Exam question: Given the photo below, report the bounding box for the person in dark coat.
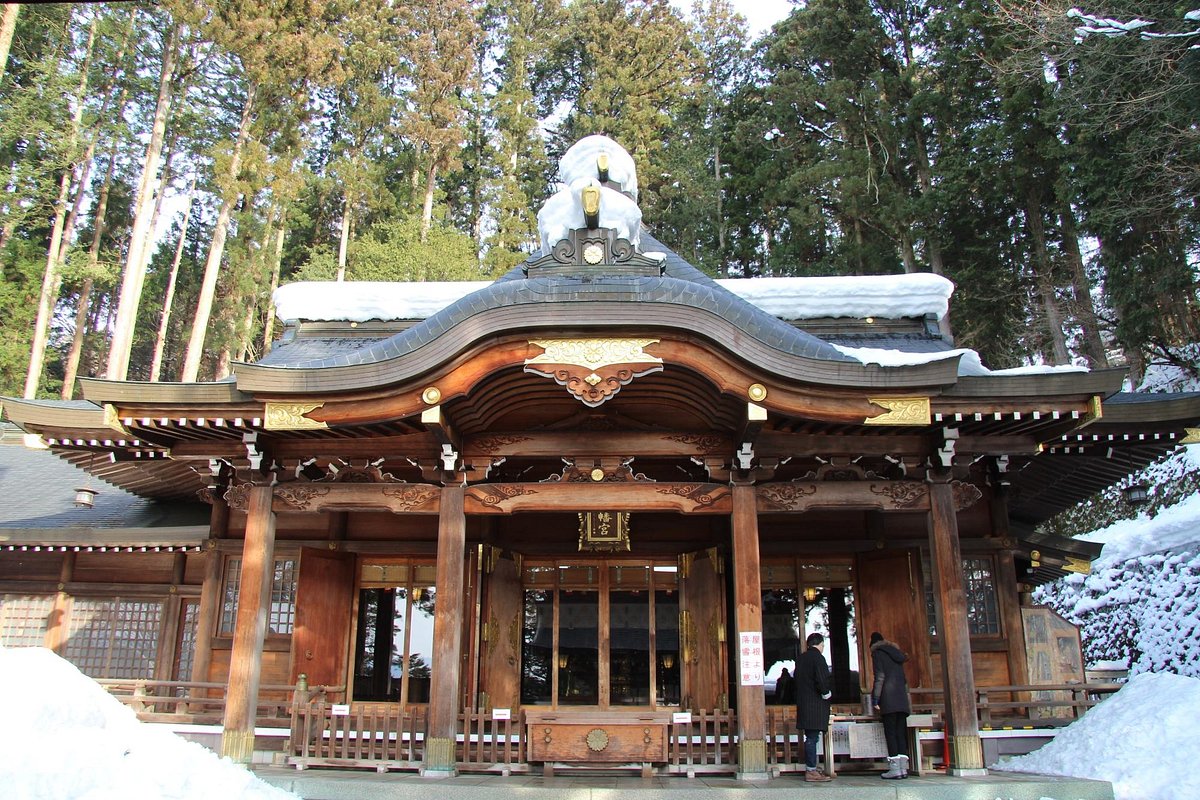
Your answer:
[773,667,794,705]
[795,632,833,781]
[869,631,912,779]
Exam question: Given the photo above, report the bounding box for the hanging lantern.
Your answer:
[73,486,98,508]
[803,587,818,603]
[1122,483,1149,505]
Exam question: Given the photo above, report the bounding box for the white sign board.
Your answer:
[738,631,764,686]
[492,708,511,721]
[671,712,693,725]
[848,722,888,758]
[331,704,350,717]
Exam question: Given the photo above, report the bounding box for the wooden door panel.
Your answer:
[681,549,725,711]
[481,552,523,709]
[291,547,356,698]
[856,549,932,690]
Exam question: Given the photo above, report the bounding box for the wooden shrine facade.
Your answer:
[5,136,1200,780]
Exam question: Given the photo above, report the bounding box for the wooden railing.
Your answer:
[909,682,1123,725]
[103,680,1123,774]
[666,709,737,775]
[98,679,297,726]
[289,697,427,771]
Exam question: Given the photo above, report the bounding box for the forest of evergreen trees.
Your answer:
[0,1,1196,399]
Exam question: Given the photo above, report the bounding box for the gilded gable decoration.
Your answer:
[525,338,664,407]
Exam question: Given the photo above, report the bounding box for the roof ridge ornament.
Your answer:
[529,135,664,278]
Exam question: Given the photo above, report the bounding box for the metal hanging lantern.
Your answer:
[74,454,99,509]
[1122,482,1150,505]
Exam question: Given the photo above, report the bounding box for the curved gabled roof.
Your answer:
[232,232,963,395]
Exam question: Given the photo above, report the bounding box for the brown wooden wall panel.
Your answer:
[971,650,1012,688]
[183,552,208,586]
[209,646,291,688]
[0,553,62,581]
[73,553,176,584]
[856,549,933,690]
[928,648,1012,691]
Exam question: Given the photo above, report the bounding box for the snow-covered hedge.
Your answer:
[1036,547,1200,677]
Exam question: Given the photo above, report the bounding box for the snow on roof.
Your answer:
[272,273,955,325]
[992,671,1200,800]
[832,343,1089,376]
[715,273,953,321]
[0,646,297,799]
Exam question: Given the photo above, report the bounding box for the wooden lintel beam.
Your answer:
[463,431,733,459]
[464,481,733,515]
[954,435,1041,456]
[756,431,929,459]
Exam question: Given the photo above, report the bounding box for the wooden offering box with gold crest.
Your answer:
[527,711,670,773]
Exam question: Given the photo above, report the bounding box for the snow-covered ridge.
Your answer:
[272,273,955,325]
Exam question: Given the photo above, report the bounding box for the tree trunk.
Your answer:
[261,219,285,356]
[61,147,120,399]
[0,5,19,86]
[149,181,197,382]
[1060,205,1108,368]
[1025,190,1069,364]
[180,80,257,382]
[24,13,100,398]
[23,171,72,398]
[336,187,351,281]
[106,22,180,380]
[421,161,438,243]
[912,124,946,277]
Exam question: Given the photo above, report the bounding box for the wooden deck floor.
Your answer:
[251,765,1114,800]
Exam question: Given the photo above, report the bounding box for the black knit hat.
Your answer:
[869,631,883,645]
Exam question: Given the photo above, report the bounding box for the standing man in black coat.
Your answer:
[795,631,834,782]
[869,631,912,779]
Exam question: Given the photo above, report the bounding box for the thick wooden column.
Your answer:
[990,486,1030,688]
[45,552,76,653]
[220,485,276,763]
[730,484,768,780]
[424,485,465,775]
[927,472,986,775]
[191,493,229,686]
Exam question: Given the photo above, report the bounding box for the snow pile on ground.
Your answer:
[994,672,1200,800]
[0,646,298,800]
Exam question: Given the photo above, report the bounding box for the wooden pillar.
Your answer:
[927,472,985,775]
[153,552,187,682]
[45,552,76,653]
[191,493,229,687]
[990,486,1030,688]
[730,484,768,780]
[424,485,465,775]
[220,485,276,764]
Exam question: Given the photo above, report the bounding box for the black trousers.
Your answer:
[881,711,908,758]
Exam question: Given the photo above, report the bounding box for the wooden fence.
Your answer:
[100,680,1124,774]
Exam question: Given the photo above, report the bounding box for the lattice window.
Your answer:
[0,594,54,647]
[218,557,297,635]
[923,556,1001,636]
[62,598,163,679]
[270,559,297,634]
[219,558,242,634]
[176,601,200,682]
[963,558,1001,635]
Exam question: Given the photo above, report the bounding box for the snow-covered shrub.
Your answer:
[1035,547,1200,678]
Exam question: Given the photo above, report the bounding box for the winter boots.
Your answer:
[880,755,909,779]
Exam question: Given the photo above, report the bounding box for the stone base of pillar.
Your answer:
[220,729,256,764]
[421,736,458,777]
[736,739,769,780]
[948,733,987,776]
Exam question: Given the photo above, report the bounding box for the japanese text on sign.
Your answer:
[738,631,764,686]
